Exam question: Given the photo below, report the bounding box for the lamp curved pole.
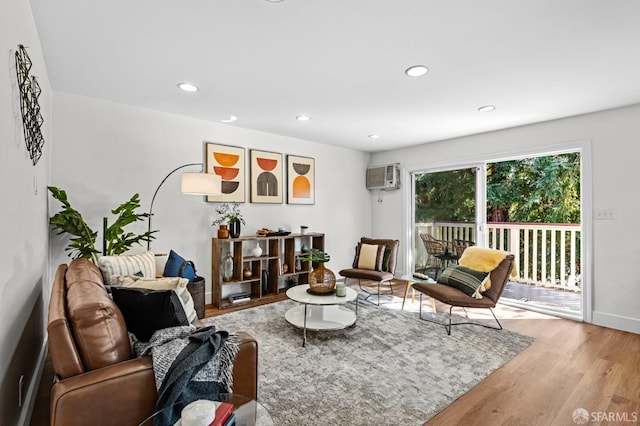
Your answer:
[147,162,203,250]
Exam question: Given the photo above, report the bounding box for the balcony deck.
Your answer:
[415,221,582,314]
[502,281,580,312]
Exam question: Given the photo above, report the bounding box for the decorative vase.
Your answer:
[308,264,336,294]
[243,267,252,278]
[218,224,229,239]
[229,218,241,238]
[222,252,234,281]
[252,243,262,257]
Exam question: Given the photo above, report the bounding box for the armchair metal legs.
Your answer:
[418,294,503,335]
[348,278,394,305]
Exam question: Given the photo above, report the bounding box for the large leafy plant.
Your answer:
[48,186,156,263]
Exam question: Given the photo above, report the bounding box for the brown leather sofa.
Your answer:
[47,258,258,426]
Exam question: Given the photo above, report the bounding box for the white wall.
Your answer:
[370,104,640,334]
[50,92,371,300]
[0,0,52,424]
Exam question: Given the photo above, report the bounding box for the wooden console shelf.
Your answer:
[211,233,325,310]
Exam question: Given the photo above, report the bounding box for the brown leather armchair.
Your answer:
[412,251,514,335]
[48,259,258,426]
[339,237,399,305]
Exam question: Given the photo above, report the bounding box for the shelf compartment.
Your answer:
[212,233,324,309]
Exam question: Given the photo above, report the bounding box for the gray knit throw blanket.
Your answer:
[134,325,239,426]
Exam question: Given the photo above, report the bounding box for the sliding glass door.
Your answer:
[406,150,583,320]
[486,153,582,316]
[411,165,485,278]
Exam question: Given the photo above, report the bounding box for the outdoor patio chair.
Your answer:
[339,237,399,305]
[451,239,475,260]
[412,249,514,335]
[419,233,451,278]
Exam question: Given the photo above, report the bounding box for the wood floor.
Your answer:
[30,281,640,426]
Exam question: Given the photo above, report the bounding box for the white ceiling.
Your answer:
[29,0,640,153]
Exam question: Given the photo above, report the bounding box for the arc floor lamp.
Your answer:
[147,162,222,250]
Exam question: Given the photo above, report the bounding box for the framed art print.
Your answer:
[287,155,315,204]
[205,142,245,202]
[250,149,283,203]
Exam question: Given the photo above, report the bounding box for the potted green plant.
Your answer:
[48,186,156,263]
[298,248,330,263]
[212,203,245,238]
[299,248,335,293]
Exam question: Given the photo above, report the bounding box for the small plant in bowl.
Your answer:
[298,248,330,263]
[299,249,335,293]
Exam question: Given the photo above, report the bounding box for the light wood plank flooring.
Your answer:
[30,282,640,425]
[424,303,640,425]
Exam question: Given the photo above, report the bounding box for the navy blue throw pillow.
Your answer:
[163,250,196,282]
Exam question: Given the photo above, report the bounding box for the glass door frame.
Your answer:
[401,140,592,323]
[403,161,486,277]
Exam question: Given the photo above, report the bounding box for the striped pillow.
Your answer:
[437,265,489,299]
[98,251,156,286]
[173,285,198,325]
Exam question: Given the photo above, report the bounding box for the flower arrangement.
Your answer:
[212,203,246,227]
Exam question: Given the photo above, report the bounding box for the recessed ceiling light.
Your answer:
[478,105,496,112]
[296,115,311,121]
[177,82,199,92]
[405,65,429,77]
[266,0,284,2]
[368,134,381,139]
[221,115,237,123]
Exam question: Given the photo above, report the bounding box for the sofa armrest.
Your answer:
[51,333,258,426]
[232,331,258,400]
[51,356,156,426]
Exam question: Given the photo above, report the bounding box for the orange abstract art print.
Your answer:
[205,142,245,202]
[287,155,315,205]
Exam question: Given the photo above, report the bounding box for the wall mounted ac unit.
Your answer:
[366,163,400,190]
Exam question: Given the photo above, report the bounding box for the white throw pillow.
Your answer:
[358,244,380,270]
[98,251,156,286]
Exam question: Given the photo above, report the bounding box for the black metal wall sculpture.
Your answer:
[15,44,45,166]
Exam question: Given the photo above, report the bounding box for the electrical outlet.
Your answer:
[594,208,616,220]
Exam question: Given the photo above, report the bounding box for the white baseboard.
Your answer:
[592,311,640,335]
[18,339,47,426]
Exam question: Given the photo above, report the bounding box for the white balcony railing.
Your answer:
[415,221,581,291]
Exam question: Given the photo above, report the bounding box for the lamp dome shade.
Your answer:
[181,173,222,195]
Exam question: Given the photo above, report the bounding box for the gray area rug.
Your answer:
[203,293,534,426]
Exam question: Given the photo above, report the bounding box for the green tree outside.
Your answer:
[415,153,580,224]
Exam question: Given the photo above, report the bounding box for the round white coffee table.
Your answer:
[285,284,358,347]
